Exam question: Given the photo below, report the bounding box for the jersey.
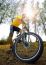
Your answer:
[11,16,22,27]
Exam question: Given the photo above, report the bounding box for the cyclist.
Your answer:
[7,14,28,50]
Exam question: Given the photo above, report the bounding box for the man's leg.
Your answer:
[7,26,21,48]
[7,26,14,48]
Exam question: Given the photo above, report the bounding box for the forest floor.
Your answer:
[0,42,46,65]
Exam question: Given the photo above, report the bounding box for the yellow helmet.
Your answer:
[16,15,22,19]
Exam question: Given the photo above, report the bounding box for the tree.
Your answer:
[39,0,46,35]
[0,0,21,23]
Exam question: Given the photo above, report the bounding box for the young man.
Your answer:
[7,14,27,49]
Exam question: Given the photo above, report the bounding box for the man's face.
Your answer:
[22,14,29,23]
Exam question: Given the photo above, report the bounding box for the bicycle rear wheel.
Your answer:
[12,32,43,63]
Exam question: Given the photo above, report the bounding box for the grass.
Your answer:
[0,40,10,45]
[0,40,10,50]
[0,40,46,56]
[43,42,46,47]
[0,40,46,50]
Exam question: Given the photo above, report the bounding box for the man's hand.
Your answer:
[24,26,29,32]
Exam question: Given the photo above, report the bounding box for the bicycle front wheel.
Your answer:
[13,32,43,63]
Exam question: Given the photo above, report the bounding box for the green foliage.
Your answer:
[44,0,46,9]
[0,0,21,23]
[0,40,7,45]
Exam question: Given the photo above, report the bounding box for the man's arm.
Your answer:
[22,20,29,32]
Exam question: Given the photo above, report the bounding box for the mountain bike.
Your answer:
[12,24,43,63]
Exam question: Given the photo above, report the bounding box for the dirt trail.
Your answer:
[0,44,46,65]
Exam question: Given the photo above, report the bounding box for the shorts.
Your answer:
[10,25,21,33]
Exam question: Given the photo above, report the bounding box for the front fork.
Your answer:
[22,33,30,48]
